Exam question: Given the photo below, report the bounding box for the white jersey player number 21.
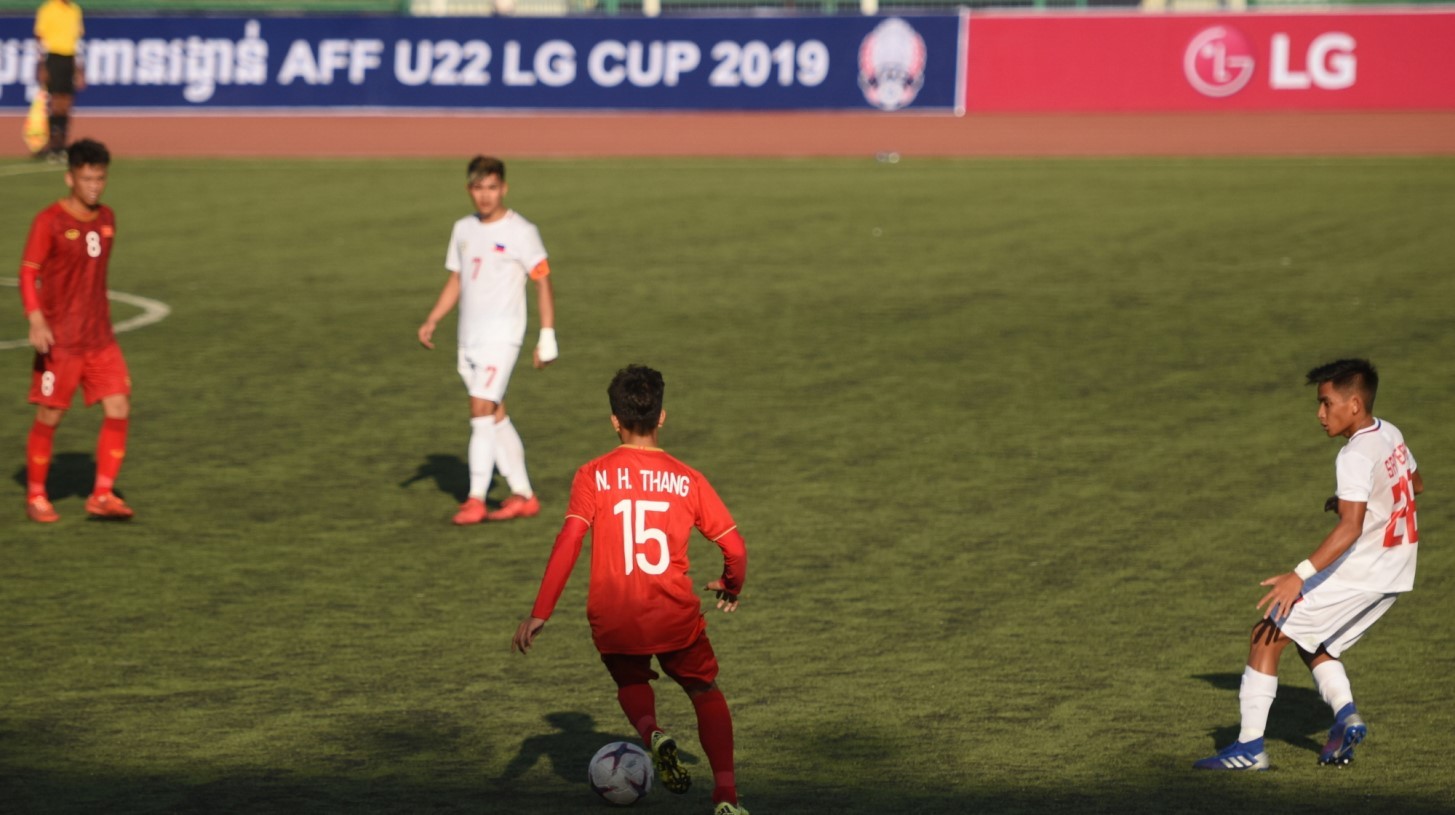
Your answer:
[1383,464,1418,548]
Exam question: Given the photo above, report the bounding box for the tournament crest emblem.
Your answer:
[858,18,928,112]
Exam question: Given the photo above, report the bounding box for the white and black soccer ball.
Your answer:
[588,741,653,805]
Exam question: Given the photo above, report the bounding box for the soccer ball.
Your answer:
[588,741,653,805]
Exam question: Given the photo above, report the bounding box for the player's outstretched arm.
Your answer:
[27,310,53,355]
[1258,499,1366,619]
[704,580,740,613]
[1257,572,1303,621]
[515,517,589,653]
[532,272,556,369]
[704,528,747,613]
[512,616,547,654]
[418,272,461,349]
[19,264,51,353]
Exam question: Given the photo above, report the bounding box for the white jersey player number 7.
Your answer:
[446,210,548,349]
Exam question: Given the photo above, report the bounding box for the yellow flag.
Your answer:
[23,91,49,154]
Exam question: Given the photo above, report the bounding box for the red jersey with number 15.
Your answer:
[22,202,117,352]
[562,445,740,655]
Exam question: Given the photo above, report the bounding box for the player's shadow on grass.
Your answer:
[502,711,677,786]
[10,452,94,500]
[399,454,473,502]
[401,455,514,508]
[1194,673,1327,755]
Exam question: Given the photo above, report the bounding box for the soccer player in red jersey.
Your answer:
[18,138,134,522]
[512,365,750,815]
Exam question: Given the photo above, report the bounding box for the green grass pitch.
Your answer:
[2,156,1454,814]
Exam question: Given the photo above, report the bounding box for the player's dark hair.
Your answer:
[609,365,665,435]
[67,138,109,169]
[1307,358,1378,411]
[467,155,505,185]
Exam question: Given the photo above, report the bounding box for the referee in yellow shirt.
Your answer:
[34,0,84,159]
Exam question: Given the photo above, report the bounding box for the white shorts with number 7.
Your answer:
[457,343,521,403]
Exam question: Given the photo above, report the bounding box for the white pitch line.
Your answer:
[0,277,171,350]
[0,162,62,178]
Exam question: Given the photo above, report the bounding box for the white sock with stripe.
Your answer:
[1237,666,1278,744]
[1311,660,1355,716]
[467,415,496,500]
[493,416,533,497]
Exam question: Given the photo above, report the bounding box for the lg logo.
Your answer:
[1185,26,1357,98]
[1269,32,1356,90]
[1185,26,1254,98]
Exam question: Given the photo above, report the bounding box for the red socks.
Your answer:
[26,417,130,498]
[617,683,660,743]
[94,417,129,494]
[692,687,737,805]
[27,420,56,498]
[619,681,738,805]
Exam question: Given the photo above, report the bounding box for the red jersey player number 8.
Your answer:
[615,499,670,575]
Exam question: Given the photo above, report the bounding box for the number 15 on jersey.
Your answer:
[614,499,670,576]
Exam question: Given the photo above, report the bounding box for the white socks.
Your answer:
[1237,667,1278,743]
[493,416,533,497]
[1233,662,1353,745]
[468,415,532,501]
[1311,660,1355,715]
[467,415,496,500]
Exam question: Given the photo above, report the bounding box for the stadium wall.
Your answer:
[1,10,1452,157]
[964,9,1455,112]
[0,15,966,111]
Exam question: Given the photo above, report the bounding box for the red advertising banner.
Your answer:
[964,10,1455,112]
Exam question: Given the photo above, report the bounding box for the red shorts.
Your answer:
[31,342,131,409]
[600,632,720,691]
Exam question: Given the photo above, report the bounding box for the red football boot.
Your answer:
[85,491,134,520]
[27,495,60,523]
[487,494,540,521]
[453,497,487,525]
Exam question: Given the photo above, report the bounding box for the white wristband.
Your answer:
[537,328,558,362]
[1294,559,1318,581]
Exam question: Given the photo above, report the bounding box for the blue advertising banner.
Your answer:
[0,15,962,112]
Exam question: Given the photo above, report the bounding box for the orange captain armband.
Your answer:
[529,259,551,280]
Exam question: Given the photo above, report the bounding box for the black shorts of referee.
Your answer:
[45,53,76,95]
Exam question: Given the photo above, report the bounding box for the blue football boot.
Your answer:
[1192,737,1270,771]
[1319,703,1367,766]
